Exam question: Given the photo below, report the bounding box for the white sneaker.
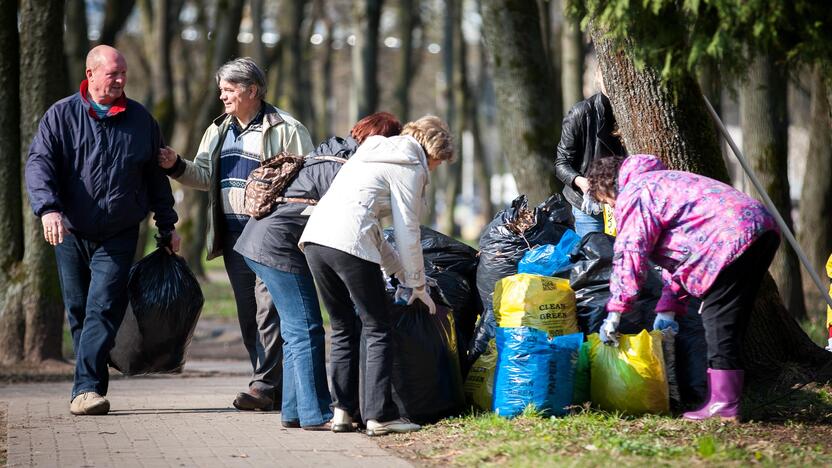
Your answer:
[332,408,354,433]
[365,418,421,436]
[70,392,110,415]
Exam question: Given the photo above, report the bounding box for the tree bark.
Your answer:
[153,0,176,142]
[560,0,583,114]
[798,66,832,320]
[17,0,67,363]
[64,0,89,90]
[590,25,832,381]
[250,0,267,68]
[393,0,420,122]
[314,1,335,141]
[351,0,383,121]
[99,0,137,46]
[480,0,561,205]
[440,0,464,236]
[740,54,806,321]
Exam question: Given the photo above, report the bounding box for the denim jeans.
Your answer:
[244,258,332,426]
[572,206,605,238]
[55,228,138,400]
[223,231,282,397]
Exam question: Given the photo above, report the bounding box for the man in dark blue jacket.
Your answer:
[25,45,179,416]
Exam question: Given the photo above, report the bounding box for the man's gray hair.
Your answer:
[216,57,267,100]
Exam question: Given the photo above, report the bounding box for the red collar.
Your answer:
[79,80,128,119]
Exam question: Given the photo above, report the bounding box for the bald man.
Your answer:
[25,45,180,415]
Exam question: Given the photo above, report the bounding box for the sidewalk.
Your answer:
[1,366,411,467]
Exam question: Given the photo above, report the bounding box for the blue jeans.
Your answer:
[54,228,138,400]
[572,206,605,237]
[244,259,332,426]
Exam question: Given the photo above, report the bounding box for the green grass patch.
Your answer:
[387,397,832,467]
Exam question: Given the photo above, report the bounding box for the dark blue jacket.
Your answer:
[25,82,177,241]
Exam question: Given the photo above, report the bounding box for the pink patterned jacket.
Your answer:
[607,155,779,315]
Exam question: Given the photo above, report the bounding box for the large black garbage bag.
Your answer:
[361,290,465,425]
[109,249,205,375]
[567,232,707,406]
[383,226,482,373]
[468,194,571,362]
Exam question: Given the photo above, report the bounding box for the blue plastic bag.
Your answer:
[517,229,581,276]
[493,328,583,417]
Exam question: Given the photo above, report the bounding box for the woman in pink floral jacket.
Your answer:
[586,154,780,422]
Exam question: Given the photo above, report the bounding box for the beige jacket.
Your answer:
[172,103,314,259]
[299,135,429,288]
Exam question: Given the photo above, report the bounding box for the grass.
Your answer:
[383,388,832,466]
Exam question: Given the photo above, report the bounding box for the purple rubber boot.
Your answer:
[682,369,744,422]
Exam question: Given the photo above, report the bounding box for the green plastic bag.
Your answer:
[572,340,591,405]
[464,339,497,411]
[588,330,669,415]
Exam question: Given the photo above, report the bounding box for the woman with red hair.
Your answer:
[234,112,402,431]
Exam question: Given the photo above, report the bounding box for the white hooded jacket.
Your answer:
[298,134,429,288]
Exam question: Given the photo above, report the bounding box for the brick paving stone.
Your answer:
[0,373,411,467]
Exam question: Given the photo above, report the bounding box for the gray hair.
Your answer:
[215,57,267,100]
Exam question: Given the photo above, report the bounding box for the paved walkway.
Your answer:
[1,366,411,467]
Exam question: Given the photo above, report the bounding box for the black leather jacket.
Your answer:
[554,93,626,209]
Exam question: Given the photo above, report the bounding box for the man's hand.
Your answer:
[574,176,591,194]
[169,229,181,254]
[599,312,621,346]
[158,146,179,169]
[41,212,67,246]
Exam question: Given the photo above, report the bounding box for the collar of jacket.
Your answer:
[211,101,285,129]
[79,79,128,120]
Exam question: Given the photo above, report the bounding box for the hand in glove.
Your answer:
[580,192,602,215]
[826,337,832,353]
[653,311,680,334]
[396,285,436,315]
[599,312,621,346]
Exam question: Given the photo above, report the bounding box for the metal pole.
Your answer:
[702,95,832,311]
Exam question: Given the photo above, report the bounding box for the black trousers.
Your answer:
[304,243,399,423]
[700,231,780,370]
[223,231,283,396]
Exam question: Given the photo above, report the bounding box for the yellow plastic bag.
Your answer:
[494,274,578,336]
[603,204,616,236]
[464,339,497,411]
[588,330,669,415]
[826,254,832,330]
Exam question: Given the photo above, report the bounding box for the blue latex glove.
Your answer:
[580,192,602,215]
[653,312,680,334]
[599,312,621,346]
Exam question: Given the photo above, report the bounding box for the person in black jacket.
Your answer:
[234,112,402,431]
[554,91,625,236]
[25,45,179,416]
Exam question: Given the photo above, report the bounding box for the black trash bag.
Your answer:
[109,249,205,375]
[383,225,480,278]
[431,270,478,371]
[361,289,465,425]
[567,232,707,407]
[468,194,571,362]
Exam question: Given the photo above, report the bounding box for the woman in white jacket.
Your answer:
[299,116,453,436]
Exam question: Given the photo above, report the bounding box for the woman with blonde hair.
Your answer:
[299,115,453,435]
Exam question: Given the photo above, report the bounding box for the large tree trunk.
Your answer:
[152,0,176,142]
[798,66,832,320]
[351,0,383,121]
[64,0,89,90]
[590,27,832,382]
[278,0,306,119]
[249,0,267,68]
[560,0,584,114]
[0,0,24,364]
[480,0,561,205]
[99,0,137,46]
[314,5,334,141]
[740,54,806,321]
[17,0,67,363]
[393,0,420,122]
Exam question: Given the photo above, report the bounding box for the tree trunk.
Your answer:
[798,66,832,321]
[18,0,67,363]
[351,0,383,121]
[64,0,89,91]
[393,0,419,122]
[740,54,806,321]
[277,0,304,117]
[440,0,465,236]
[99,0,137,46]
[250,0,267,68]
[480,0,561,205]
[590,26,832,381]
[314,3,334,141]
[560,0,583,114]
[179,0,245,275]
[300,2,317,139]
[153,0,176,142]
